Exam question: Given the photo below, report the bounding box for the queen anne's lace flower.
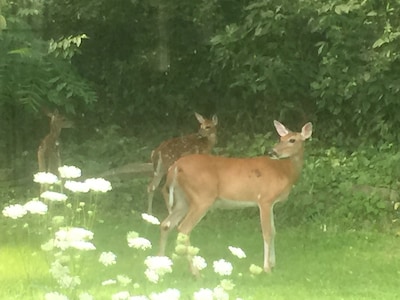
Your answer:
[58,165,81,179]
[220,279,235,291]
[213,286,229,300]
[2,204,27,219]
[228,246,246,259]
[249,264,263,275]
[149,288,180,300]
[64,180,90,193]
[54,227,95,251]
[141,213,160,225]
[84,178,112,192]
[24,199,48,215]
[40,191,68,202]
[78,292,93,300]
[99,251,117,266]
[128,296,148,300]
[111,291,130,300]
[116,274,132,286]
[144,256,173,283]
[34,172,58,184]
[49,260,81,289]
[213,259,233,276]
[193,288,213,300]
[192,255,207,271]
[128,237,152,250]
[44,291,69,300]
[101,279,117,286]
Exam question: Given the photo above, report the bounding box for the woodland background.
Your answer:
[1,0,400,227]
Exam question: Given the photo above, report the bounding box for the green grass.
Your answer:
[0,207,399,300]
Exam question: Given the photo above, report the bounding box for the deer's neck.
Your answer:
[49,124,63,140]
[197,132,217,150]
[279,148,305,184]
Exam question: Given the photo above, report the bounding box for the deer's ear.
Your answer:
[46,109,59,118]
[195,112,205,123]
[301,122,313,140]
[273,120,289,137]
[212,115,218,126]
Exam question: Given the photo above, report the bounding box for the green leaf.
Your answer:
[372,38,387,49]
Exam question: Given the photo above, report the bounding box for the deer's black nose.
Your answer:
[268,149,278,158]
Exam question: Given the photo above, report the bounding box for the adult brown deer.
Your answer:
[37,109,73,182]
[147,112,218,214]
[158,120,312,274]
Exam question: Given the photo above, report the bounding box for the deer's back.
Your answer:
[151,134,215,170]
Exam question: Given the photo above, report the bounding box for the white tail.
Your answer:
[158,120,312,273]
[147,112,218,214]
[37,109,73,180]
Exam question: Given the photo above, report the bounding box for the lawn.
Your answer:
[0,205,399,300]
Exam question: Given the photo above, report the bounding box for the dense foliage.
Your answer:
[1,0,399,227]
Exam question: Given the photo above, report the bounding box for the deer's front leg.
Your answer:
[259,202,275,272]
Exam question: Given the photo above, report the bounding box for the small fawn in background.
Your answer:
[37,109,73,191]
[158,120,312,275]
[147,112,218,214]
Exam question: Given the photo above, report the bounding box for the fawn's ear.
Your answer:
[212,115,218,125]
[46,109,59,118]
[195,112,205,123]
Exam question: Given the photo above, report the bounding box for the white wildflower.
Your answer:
[54,227,95,251]
[58,165,81,179]
[176,232,189,244]
[128,237,152,250]
[249,264,263,275]
[144,256,173,283]
[117,274,132,286]
[187,246,200,256]
[213,259,233,276]
[40,191,68,202]
[141,213,160,225]
[193,288,213,300]
[49,260,81,289]
[34,172,58,184]
[64,180,90,193]
[213,286,229,300]
[220,279,235,291]
[41,239,55,251]
[112,291,130,300]
[144,256,173,275]
[174,244,187,255]
[228,246,246,259]
[78,292,93,300]
[2,204,27,219]
[84,177,112,192]
[192,255,207,271]
[127,231,139,240]
[128,296,148,300]
[133,283,140,289]
[99,251,117,266]
[101,279,117,286]
[69,240,96,251]
[149,288,180,300]
[52,215,65,226]
[44,291,69,300]
[24,199,48,215]
[144,268,159,283]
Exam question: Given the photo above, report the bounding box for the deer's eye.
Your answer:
[289,138,296,143]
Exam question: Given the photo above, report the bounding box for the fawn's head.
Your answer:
[194,112,218,138]
[47,109,73,133]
